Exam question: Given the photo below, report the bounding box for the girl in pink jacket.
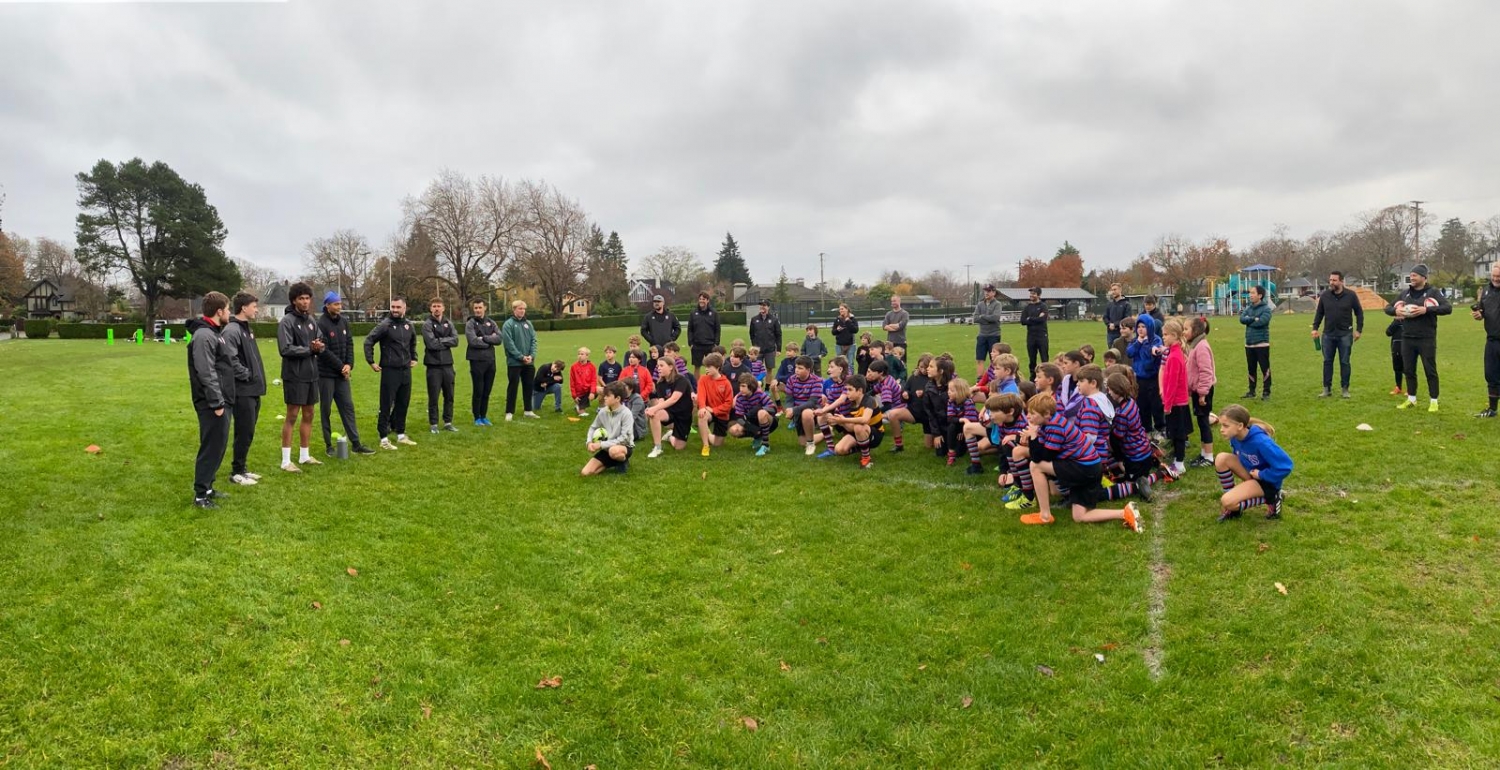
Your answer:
[1185,317,1217,467]
[1158,319,1191,476]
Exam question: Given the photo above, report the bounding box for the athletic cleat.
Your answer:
[1005,496,1036,511]
[1389,386,1404,395]
[281,462,302,473]
[701,445,712,457]
[523,411,541,419]
[965,464,984,475]
[230,474,258,486]
[647,446,664,459]
[859,455,872,469]
[1189,456,1214,469]
[577,411,589,418]
[1165,463,1183,480]
[1260,393,1271,402]
[805,444,817,456]
[475,418,486,427]
[243,472,262,481]
[326,446,337,457]
[1428,401,1439,413]
[505,414,514,422]
[1137,477,1154,503]
[352,445,376,455]
[1123,502,1142,533]
[206,489,229,500]
[1397,400,1414,410]
[397,435,418,446]
[816,449,836,459]
[890,444,904,453]
[945,454,957,467]
[192,497,219,510]
[431,425,440,433]
[1000,486,1021,503]
[380,438,398,450]
[757,444,771,458]
[751,438,763,451]
[444,423,459,432]
[1341,389,1351,399]
[1318,388,1331,398]
[1240,390,1255,399]
[1477,409,1498,418]
[1019,512,1054,525]
[610,462,629,474]
[1216,509,1242,523]
[1266,492,1284,519]
[1101,475,1115,488]
[300,456,323,465]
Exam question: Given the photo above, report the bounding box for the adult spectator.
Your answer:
[687,291,721,376]
[882,295,910,354]
[315,292,374,457]
[749,299,782,369]
[1102,283,1131,346]
[639,294,680,350]
[365,296,420,449]
[222,291,267,486]
[831,303,859,362]
[280,282,332,472]
[972,284,1003,379]
[1310,270,1364,398]
[502,299,540,420]
[422,297,460,433]
[1239,285,1273,401]
[1474,262,1500,418]
[187,291,234,509]
[1386,264,1451,412]
[465,299,503,425]
[1019,287,1050,379]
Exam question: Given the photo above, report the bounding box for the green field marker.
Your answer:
[134,329,143,345]
[107,329,114,345]
[165,329,172,344]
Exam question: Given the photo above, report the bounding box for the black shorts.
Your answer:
[790,405,815,434]
[733,413,779,436]
[283,380,318,406]
[1121,455,1156,481]
[708,416,730,437]
[593,445,633,467]
[1051,459,1106,508]
[1254,478,1281,502]
[667,410,693,441]
[836,423,884,447]
[691,345,714,366]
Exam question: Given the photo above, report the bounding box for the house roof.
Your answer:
[24,278,74,301]
[736,283,840,305]
[1283,277,1315,288]
[264,281,290,305]
[996,287,1097,301]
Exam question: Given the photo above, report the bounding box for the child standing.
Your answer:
[569,347,598,417]
[1214,404,1294,522]
[802,324,829,374]
[1018,393,1142,532]
[532,359,566,413]
[729,374,778,456]
[1386,315,1405,395]
[581,382,634,476]
[856,332,874,375]
[1185,317,1217,468]
[598,345,623,387]
[1159,319,1191,476]
[1127,315,1165,438]
[695,352,736,456]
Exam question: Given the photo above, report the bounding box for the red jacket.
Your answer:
[1159,342,1189,409]
[569,361,598,399]
[1186,337,1216,396]
[620,363,654,399]
[696,373,735,420]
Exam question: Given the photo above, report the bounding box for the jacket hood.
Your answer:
[1135,313,1159,336]
[186,317,213,334]
[1245,424,1270,443]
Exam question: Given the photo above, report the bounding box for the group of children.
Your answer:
[575,324,1294,530]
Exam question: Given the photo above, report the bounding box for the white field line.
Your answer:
[1143,489,1176,680]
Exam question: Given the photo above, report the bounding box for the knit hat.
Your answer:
[1411,264,1429,278]
[323,291,342,305]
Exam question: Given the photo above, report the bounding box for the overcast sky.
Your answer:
[3,0,1498,286]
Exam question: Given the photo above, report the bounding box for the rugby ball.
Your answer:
[591,427,608,442]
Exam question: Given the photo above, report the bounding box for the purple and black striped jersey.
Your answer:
[674,357,689,377]
[1110,397,1153,462]
[873,375,905,409]
[785,374,824,408]
[947,396,980,423]
[1038,413,1100,464]
[823,377,850,414]
[733,389,775,420]
[1075,395,1113,464]
[750,360,767,378]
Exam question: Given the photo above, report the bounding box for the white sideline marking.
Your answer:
[1144,495,1171,680]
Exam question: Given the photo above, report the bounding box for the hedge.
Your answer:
[529,310,748,333]
[23,319,51,339]
[56,323,151,340]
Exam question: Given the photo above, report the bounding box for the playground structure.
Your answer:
[1211,263,1280,315]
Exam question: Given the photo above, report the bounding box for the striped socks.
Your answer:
[1216,469,1235,491]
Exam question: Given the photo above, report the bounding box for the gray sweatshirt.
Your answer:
[973,298,1003,336]
[587,404,635,449]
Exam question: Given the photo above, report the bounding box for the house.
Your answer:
[1475,245,1500,279]
[260,282,290,320]
[1280,277,1318,299]
[560,292,592,319]
[24,278,80,320]
[730,280,845,325]
[628,278,676,307]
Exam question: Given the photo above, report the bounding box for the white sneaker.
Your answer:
[577,411,589,417]
[1171,461,1186,476]
[281,462,302,473]
[647,446,664,459]
[805,443,816,456]
[505,414,514,422]
[230,474,258,486]
[523,411,541,419]
[300,455,323,466]
[397,435,417,446]
[380,438,398,450]
[243,472,262,481]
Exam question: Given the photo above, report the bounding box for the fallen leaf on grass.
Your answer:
[1453,433,1467,441]
[960,561,973,571]
[534,748,551,769]
[1473,536,1481,543]
[742,717,759,732]
[586,766,597,770]
[1257,542,1270,554]
[1275,582,1289,595]
[1036,664,1054,677]
[85,444,102,454]
[1336,489,1348,499]
[1101,642,1120,651]
[346,567,358,577]
[566,417,581,423]
[779,660,791,672]
[771,549,784,555]
[961,696,973,709]
[816,637,828,645]
[311,601,322,610]
[421,704,432,719]
[535,676,563,689]
[339,639,351,647]
[701,471,707,480]
[918,664,927,671]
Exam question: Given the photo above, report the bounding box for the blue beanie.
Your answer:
[323,291,341,305]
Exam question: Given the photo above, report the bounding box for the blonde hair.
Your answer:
[1220,404,1276,436]
[995,353,1019,376]
[948,377,973,404]
[1161,319,1185,340]
[577,346,591,356]
[511,300,526,309]
[748,346,761,358]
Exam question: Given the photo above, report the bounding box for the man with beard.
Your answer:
[749,299,782,377]
[221,291,267,486]
[315,291,375,457]
[1310,270,1364,398]
[280,282,331,472]
[365,296,420,449]
[1386,264,1452,412]
[422,297,460,433]
[687,291,720,377]
[187,291,235,509]
[1102,283,1131,347]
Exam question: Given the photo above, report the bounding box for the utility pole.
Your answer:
[819,252,826,312]
[1410,200,1425,264]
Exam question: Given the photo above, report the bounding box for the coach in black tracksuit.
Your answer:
[686,292,721,374]
[1385,264,1451,408]
[1019,287,1050,379]
[465,300,504,423]
[316,293,371,454]
[1474,263,1500,417]
[222,292,266,481]
[187,292,235,508]
[366,297,420,443]
[423,298,460,431]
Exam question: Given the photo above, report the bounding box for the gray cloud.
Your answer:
[2,0,1497,286]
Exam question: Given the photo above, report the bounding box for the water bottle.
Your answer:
[335,436,349,460]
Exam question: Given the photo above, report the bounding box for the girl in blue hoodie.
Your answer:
[1213,403,1293,522]
[1126,315,1165,435]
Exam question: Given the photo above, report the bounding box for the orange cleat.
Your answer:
[1019,513,1055,525]
[1389,386,1404,396]
[1122,502,1143,533]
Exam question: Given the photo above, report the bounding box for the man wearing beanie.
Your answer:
[1385,264,1451,412]
[316,291,375,456]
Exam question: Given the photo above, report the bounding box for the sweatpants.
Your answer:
[1486,339,1500,405]
[1026,335,1049,380]
[1390,341,1404,390]
[1137,376,1163,432]
[506,363,536,416]
[426,365,455,426]
[1245,346,1271,396]
[230,394,260,475]
[319,377,361,449]
[469,360,496,420]
[1401,337,1439,399]
[378,368,412,437]
[194,406,230,498]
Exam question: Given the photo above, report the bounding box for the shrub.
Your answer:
[24,318,52,339]
[56,323,152,340]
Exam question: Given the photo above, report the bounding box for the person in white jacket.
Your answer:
[581,381,635,476]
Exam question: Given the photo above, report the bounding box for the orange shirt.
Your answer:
[696,373,735,420]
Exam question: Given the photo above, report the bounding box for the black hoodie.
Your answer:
[221,315,267,397]
[1384,284,1452,339]
[316,310,357,379]
[365,315,420,370]
[422,314,459,366]
[278,306,327,383]
[187,317,236,411]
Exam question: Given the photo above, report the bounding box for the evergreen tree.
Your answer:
[1055,240,1081,259]
[590,230,628,309]
[773,267,792,305]
[712,231,752,285]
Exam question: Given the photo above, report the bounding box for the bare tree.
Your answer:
[304,229,376,310]
[639,245,705,286]
[513,180,592,319]
[233,257,285,300]
[403,170,522,314]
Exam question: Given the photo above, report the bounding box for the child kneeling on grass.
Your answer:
[1213,404,1294,522]
[695,352,735,457]
[1018,393,1142,531]
[581,382,634,476]
[728,373,777,456]
[866,359,913,453]
[646,358,694,458]
[816,374,885,468]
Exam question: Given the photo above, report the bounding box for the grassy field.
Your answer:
[2,314,1498,768]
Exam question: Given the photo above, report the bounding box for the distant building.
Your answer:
[1280,277,1317,299]
[560,292,592,319]
[1475,245,1500,279]
[260,282,291,320]
[628,278,676,308]
[997,287,1097,320]
[24,278,80,320]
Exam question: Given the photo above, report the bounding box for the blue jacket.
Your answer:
[1230,424,1293,488]
[1126,314,1163,379]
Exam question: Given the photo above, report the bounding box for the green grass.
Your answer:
[1,316,1498,767]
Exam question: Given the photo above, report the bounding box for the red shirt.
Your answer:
[569,361,598,399]
[696,374,735,420]
[1159,342,1189,409]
